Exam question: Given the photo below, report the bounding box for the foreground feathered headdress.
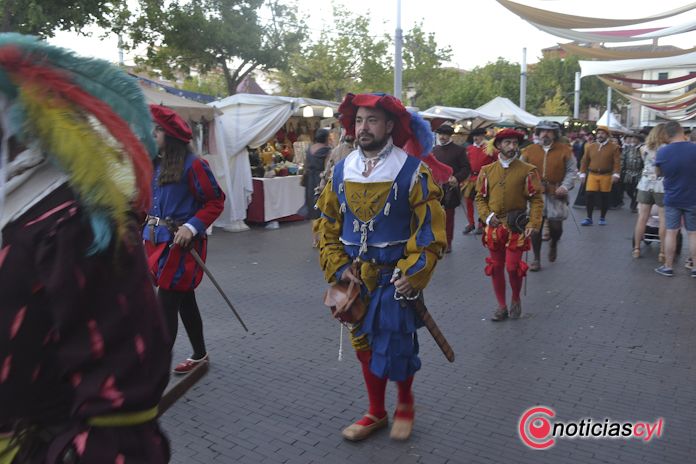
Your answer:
[0,33,156,253]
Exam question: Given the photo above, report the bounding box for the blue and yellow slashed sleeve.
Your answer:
[396,163,447,290]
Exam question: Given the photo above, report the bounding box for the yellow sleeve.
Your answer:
[315,177,351,284]
[474,169,492,222]
[395,164,447,291]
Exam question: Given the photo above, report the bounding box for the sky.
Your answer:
[48,0,696,71]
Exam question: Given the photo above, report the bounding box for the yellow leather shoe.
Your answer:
[390,404,415,441]
[342,413,388,441]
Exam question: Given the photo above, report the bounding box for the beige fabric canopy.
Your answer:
[139,83,220,121]
[496,0,696,29]
[560,43,696,61]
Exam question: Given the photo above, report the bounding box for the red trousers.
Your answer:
[484,227,529,307]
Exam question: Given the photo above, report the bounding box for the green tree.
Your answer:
[526,55,609,114]
[401,24,452,108]
[129,0,305,95]
[539,85,571,115]
[442,58,520,109]
[181,72,228,99]
[0,0,126,36]
[273,7,391,100]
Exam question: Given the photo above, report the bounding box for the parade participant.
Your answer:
[462,128,495,235]
[475,129,543,321]
[0,34,170,463]
[620,132,644,213]
[432,121,470,252]
[144,104,225,374]
[316,93,446,441]
[521,121,577,271]
[579,126,621,226]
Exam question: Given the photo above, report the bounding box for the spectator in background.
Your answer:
[654,122,696,277]
[633,124,669,260]
[621,132,645,213]
[304,128,332,247]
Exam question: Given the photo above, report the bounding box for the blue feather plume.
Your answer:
[408,109,434,159]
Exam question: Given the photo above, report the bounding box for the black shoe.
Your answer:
[462,224,475,235]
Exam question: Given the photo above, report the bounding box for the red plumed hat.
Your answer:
[493,128,526,146]
[150,104,192,143]
[338,93,414,149]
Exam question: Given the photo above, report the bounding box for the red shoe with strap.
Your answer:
[173,353,209,375]
[342,413,388,441]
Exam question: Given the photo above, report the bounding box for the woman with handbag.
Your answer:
[432,122,470,253]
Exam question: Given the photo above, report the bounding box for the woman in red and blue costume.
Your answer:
[143,105,225,375]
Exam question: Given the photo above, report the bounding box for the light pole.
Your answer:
[394,0,403,100]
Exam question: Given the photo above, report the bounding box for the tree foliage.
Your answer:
[129,0,305,95]
[0,0,126,36]
[539,86,570,116]
[274,7,391,100]
[401,24,453,108]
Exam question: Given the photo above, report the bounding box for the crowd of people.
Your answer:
[3,32,696,461]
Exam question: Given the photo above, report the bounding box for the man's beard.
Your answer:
[500,148,519,159]
[541,136,553,146]
[358,132,388,152]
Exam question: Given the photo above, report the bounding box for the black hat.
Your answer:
[435,122,455,135]
[467,127,488,143]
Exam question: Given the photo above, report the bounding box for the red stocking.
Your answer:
[356,350,387,425]
[465,197,475,226]
[396,375,414,406]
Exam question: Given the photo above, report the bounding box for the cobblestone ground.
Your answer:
[161,193,696,464]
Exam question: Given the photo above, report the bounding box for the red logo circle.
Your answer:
[519,406,556,449]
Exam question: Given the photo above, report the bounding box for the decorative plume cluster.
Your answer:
[0,34,156,253]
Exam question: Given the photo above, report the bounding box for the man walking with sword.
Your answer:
[144,105,226,375]
[316,93,448,442]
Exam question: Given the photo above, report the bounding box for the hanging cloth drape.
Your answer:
[607,73,696,85]
[559,43,696,61]
[496,0,696,29]
[531,21,696,43]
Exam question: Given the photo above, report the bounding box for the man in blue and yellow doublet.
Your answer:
[316,93,447,442]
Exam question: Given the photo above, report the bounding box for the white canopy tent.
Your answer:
[580,51,696,78]
[208,93,339,231]
[475,97,541,127]
[140,84,219,121]
[596,110,630,134]
[420,105,501,122]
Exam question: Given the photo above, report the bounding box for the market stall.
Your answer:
[209,94,339,227]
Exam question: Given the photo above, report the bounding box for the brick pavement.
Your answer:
[161,194,696,464]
